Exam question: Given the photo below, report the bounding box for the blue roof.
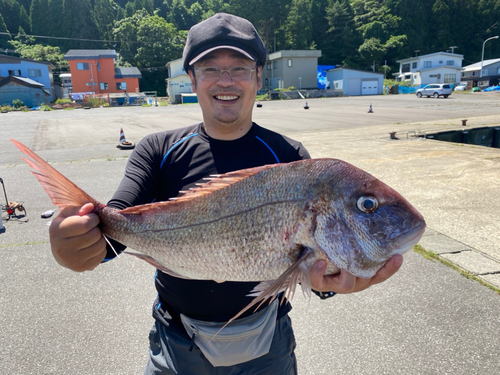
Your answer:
[114,67,142,79]
[64,50,117,60]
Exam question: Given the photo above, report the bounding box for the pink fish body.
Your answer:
[12,139,425,320]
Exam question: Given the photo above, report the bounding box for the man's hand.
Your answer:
[310,255,404,294]
[49,203,107,272]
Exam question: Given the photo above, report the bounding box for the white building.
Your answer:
[395,52,463,85]
[166,58,194,104]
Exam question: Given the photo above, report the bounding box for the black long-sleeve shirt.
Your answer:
[105,122,310,324]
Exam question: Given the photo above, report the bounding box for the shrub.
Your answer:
[12,99,24,108]
[55,98,72,105]
[86,97,107,107]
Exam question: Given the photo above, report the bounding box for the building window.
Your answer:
[483,69,489,76]
[402,63,410,73]
[424,61,432,68]
[267,63,271,70]
[273,61,277,69]
[412,62,417,69]
[444,74,456,83]
[8,69,21,76]
[446,60,454,66]
[77,62,89,70]
[404,74,411,81]
[472,71,479,77]
[462,72,466,77]
[287,59,292,67]
[265,78,268,85]
[86,82,92,86]
[100,83,108,90]
[28,69,42,77]
[116,82,127,90]
[439,60,443,64]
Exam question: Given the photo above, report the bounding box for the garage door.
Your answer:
[361,80,378,95]
[347,78,361,95]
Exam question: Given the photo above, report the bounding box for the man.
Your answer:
[49,13,403,374]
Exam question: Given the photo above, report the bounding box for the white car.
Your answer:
[454,83,467,91]
[416,84,452,98]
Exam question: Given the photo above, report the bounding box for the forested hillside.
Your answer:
[2,0,500,94]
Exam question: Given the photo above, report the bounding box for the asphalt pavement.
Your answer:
[1,93,499,374]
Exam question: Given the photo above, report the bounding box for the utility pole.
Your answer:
[449,46,458,54]
[372,60,375,72]
[414,50,420,57]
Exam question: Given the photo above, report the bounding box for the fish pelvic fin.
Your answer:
[11,140,101,210]
[123,251,193,280]
[211,247,313,339]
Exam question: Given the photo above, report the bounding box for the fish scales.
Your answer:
[11,139,426,323]
[100,161,329,281]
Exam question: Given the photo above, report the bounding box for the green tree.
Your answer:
[0,11,11,50]
[62,0,100,50]
[30,0,49,36]
[94,0,118,42]
[19,4,30,33]
[8,29,69,68]
[310,0,331,63]
[284,0,313,49]
[325,0,362,66]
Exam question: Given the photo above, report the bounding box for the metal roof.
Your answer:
[0,75,45,88]
[462,58,500,71]
[114,67,142,78]
[64,50,117,60]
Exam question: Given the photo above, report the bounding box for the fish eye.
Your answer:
[357,196,378,213]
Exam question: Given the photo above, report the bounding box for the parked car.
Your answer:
[454,83,467,91]
[416,84,453,98]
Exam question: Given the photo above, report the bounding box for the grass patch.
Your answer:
[414,244,500,295]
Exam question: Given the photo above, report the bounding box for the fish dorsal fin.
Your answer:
[171,164,279,203]
[119,164,279,215]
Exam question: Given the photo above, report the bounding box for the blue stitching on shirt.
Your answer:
[255,136,280,163]
[160,133,199,169]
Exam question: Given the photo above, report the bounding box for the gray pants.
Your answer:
[144,315,297,375]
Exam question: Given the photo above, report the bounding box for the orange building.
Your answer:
[64,50,141,94]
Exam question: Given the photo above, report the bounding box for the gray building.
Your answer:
[0,75,50,107]
[326,67,384,96]
[461,58,500,89]
[261,50,321,91]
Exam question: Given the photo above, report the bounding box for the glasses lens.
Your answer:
[229,67,251,81]
[198,67,253,81]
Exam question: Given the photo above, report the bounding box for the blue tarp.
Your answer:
[317,65,336,89]
[483,86,500,92]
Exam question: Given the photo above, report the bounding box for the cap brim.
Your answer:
[189,45,255,66]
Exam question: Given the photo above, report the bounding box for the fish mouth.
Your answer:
[392,222,426,255]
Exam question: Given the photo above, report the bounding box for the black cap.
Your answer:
[182,13,266,72]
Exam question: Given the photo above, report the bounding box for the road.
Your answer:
[1,93,499,374]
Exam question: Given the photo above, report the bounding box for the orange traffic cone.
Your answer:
[117,128,135,149]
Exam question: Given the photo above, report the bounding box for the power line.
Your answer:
[0,31,169,45]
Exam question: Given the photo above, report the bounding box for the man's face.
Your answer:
[189,49,262,134]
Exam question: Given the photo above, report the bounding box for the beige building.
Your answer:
[166,58,193,104]
[261,50,321,91]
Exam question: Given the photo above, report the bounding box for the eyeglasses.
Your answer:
[194,66,256,82]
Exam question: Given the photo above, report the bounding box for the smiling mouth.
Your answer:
[215,95,239,101]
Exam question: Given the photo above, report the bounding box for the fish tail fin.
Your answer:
[211,248,313,340]
[11,139,101,210]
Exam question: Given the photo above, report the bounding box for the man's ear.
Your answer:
[188,69,197,93]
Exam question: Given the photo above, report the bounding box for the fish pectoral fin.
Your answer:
[123,251,192,280]
[211,247,314,339]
